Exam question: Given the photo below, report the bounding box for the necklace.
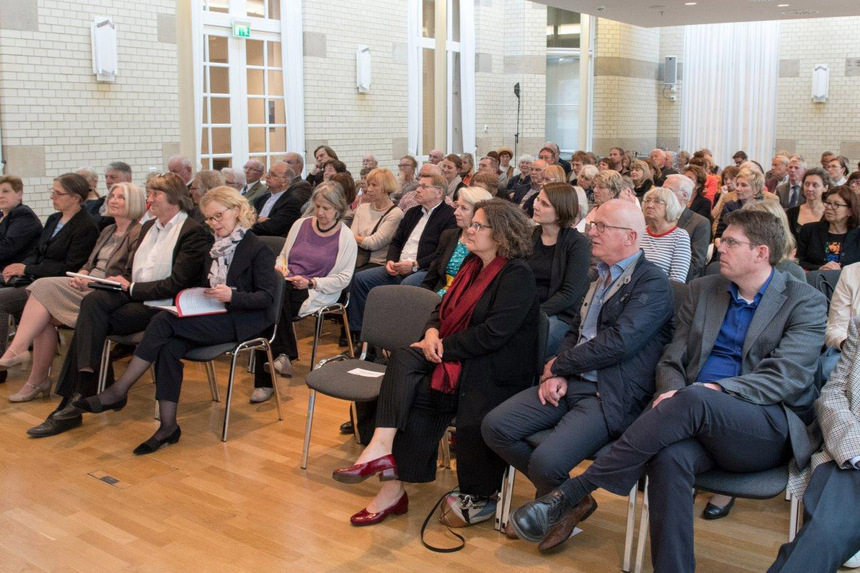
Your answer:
[316,218,339,234]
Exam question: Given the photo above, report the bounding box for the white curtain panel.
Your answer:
[681,21,780,170]
[282,0,306,171]
[459,0,476,156]
[191,0,204,169]
[406,1,421,157]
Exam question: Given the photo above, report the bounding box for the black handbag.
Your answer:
[355,205,397,269]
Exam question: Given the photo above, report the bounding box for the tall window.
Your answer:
[198,0,286,170]
[545,8,592,153]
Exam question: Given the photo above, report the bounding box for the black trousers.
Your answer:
[56,290,159,399]
[135,311,239,403]
[481,378,611,497]
[375,346,507,497]
[253,283,307,388]
[579,385,792,573]
[0,285,29,356]
[769,461,860,572]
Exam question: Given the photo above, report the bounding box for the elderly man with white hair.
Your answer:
[167,155,194,188]
[242,158,268,206]
[664,173,711,281]
[362,154,378,171]
[221,167,246,193]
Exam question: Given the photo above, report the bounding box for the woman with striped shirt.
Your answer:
[641,187,691,283]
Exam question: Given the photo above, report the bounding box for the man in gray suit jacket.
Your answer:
[774,157,807,210]
[665,174,712,281]
[242,159,268,208]
[770,316,860,572]
[509,210,827,571]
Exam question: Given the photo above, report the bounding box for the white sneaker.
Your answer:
[844,549,860,568]
[250,387,274,403]
[439,489,497,527]
[263,354,293,378]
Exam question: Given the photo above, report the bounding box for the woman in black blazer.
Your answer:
[68,187,277,455]
[528,182,592,359]
[422,187,494,295]
[797,186,859,271]
[333,199,539,529]
[0,173,98,367]
[0,175,43,270]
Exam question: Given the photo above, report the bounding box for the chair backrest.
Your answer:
[361,285,441,350]
[258,235,287,257]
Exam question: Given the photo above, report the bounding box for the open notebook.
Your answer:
[154,287,227,317]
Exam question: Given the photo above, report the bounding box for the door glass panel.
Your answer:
[269,127,287,153]
[209,67,229,94]
[450,0,460,43]
[210,97,231,124]
[451,51,462,154]
[206,0,229,13]
[247,40,264,67]
[422,0,435,38]
[248,127,267,154]
[271,100,286,124]
[267,41,282,68]
[268,71,284,96]
[247,69,264,95]
[248,98,266,125]
[212,128,232,155]
[546,55,580,152]
[202,99,209,124]
[208,36,228,64]
[268,0,280,21]
[422,48,435,155]
[247,0,265,18]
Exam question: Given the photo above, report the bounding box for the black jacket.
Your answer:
[634,180,654,199]
[0,203,43,269]
[422,228,463,292]
[507,175,532,204]
[386,201,458,270]
[128,216,213,302]
[23,207,99,278]
[689,193,713,224]
[528,226,591,325]
[251,178,313,237]
[201,231,278,341]
[796,221,857,271]
[550,253,675,437]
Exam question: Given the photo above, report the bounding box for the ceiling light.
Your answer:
[777,3,789,6]
[782,8,818,14]
[684,2,696,5]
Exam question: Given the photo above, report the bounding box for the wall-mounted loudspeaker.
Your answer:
[664,56,677,85]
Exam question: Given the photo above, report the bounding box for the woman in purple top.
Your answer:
[254,182,357,398]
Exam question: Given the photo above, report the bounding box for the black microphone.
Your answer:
[514,82,520,99]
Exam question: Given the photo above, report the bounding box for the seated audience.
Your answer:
[630,159,654,199]
[664,174,711,282]
[333,199,539,528]
[330,172,357,226]
[577,164,599,207]
[771,316,860,572]
[422,187,494,296]
[398,163,447,211]
[26,173,211,438]
[323,159,348,182]
[348,173,457,336]
[527,182,592,357]
[427,149,444,165]
[815,261,860,384]
[189,170,225,223]
[584,169,624,225]
[519,159,549,217]
[4,183,145,402]
[351,168,404,272]
[498,147,514,187]
[848,170,860,199]
[542,165,566,186]
[0,174,99,370]
[242,159,268,206]
[826,155,849,187]
[459,153,475,186]
[775,157,807,209]
[395,155,418,201]
[482,199,673,503]
[796,185,858,271]
[786,168,830,238]
[251,162,313,237]
[766,154,790,193]
[306,145,337,188]
[507,155,533,204]
[683,164,714,221]
[0,175,43,273]
[743,200,806,281]
[714,166,772,240]
[470,172,507,201]
[569,151,591,186]
[509,210,826,570]
[440,154,465,199]
[221,167,245,194]
[641,187,691,283]
[95,162,133,229]
[732,150,748,166]
[258,182,357,386]
[710,165,739,233]
[167,155,194,188]
[62,187,278,455]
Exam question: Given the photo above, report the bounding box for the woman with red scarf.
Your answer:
[332,199,540,528]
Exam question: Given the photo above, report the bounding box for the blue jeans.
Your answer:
[545,315,570,360]
[347,266,428,331]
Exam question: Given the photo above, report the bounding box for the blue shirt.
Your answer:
[579,251,642,381]
[696,270,775,383]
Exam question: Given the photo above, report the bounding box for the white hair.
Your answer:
[664,174,695,201]
[222,167,246,185]
[518,154,535,164]
[76,166,98,184]
[168,155,193,170]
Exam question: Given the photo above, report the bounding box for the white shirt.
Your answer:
[400,202,440,263]
[130,210,188,306]
[259,189,285,218]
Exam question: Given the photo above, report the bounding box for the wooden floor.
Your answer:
[0,322,807,571]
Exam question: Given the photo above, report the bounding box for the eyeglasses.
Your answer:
[538,155,553,161]
[266,170,285,179]
[642,198,666,205]
[585,221,633,234]
[824,200,849,209]
[398,164,412,169]
[204,208,233,223]
[468,222,493,232]
[244,166,263,173]
[721,237,758,249]
[49,191,70,198]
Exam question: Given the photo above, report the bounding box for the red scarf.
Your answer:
[430,255,508,394]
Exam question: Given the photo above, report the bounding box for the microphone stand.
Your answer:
[514,85,521,161]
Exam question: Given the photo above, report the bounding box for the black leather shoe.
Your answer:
[27,412,82,437]
[0,370,7,384]
[702,497,735,520]
[72,395,127,414]
[511,489,576,543]
[133,426,181,455]
[340,420,354,435]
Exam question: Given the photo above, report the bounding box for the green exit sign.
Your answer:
[232,22,251,38]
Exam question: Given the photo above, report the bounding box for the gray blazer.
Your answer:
[657,270,827,469]
[775,181,806,209]
[677,207,711,282]
[244,180,268,208]
[80,222,142,279]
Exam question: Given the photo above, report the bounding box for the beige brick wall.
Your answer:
[657,26,683,152]
[0,0,179,218]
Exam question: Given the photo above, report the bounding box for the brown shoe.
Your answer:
[538,495,597,552]
[504,520,518,539]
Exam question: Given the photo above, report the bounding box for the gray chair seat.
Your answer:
[305,359,386,401]
[184,343,238,362]
[694,465,788,499]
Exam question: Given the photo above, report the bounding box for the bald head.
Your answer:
[418,163,442,177]
[587,199,646,266]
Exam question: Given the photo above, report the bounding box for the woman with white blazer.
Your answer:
[254,182,357,398]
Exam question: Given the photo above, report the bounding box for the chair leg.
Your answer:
[439,429,452,469]
[499,465,516,532]
[342,310,355,358]
[622,483,639,572]
[301,389,317,469]
[788,494,802,542]
[247,351,255,373]
[205,360,220,402]
[349,400,361,443]
[309,313,324,370]
[97,340,113,394]
[634,477,649,573]
[149,365,157,384]
[220,354,238,442]
[266,344,283,421]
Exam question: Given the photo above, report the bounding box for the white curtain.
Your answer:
[459,0,476,156]
[282,0,305,172]
[406,1,421,157]
[681,21,780,170]
[191,0,204,170]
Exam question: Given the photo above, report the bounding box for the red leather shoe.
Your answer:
[350,492,409,526]
[332,453,398,484]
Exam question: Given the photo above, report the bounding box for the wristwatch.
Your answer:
[411,263,419,273]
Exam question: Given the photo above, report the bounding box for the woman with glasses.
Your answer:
[797,186,859,271]
[786,168,830,239]
[0,173,99,384]
[67,187,278,455]
[507,155,533,204]
[2,182,145,402]
[332,199,538,530]
[396,155,417,198]
[641,187,691,283]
